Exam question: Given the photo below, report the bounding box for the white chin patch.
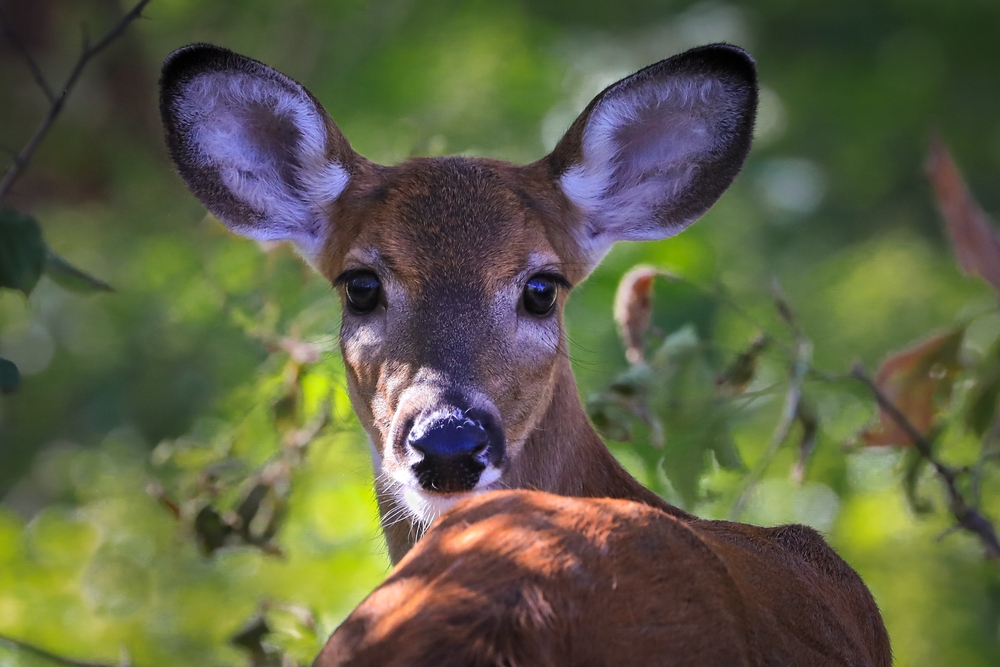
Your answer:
[400,487,465,526]
[399,467,502,526]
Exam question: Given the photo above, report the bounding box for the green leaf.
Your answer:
[0,356,19,393]
[0,209,45,295]
[901,446,933,514]
[592,323,745,507]
[586,396,634,443]
[44,248,114,293]
[652,325,744,505]
[965,339,1000,437]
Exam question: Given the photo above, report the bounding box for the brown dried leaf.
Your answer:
[861,328,964,447]
[614,267,657,365]
[927,137,1000,294]
[614,266,658,365]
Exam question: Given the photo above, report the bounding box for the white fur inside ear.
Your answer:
[177,71,349,248]
[560,76,740,254]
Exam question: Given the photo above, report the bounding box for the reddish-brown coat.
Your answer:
[316,491,891,667]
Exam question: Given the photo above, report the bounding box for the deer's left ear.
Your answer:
[548,44,757,265]
[160,44,358,260]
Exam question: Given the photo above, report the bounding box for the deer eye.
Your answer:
[523,275,559,317]
[342,271,382,314]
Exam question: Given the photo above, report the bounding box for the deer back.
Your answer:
[315,490,891,667]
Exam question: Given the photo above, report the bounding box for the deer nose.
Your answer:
[407,408,501,494]
[407,410,489,459]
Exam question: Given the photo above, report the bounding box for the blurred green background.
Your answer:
[2,0,1000,665]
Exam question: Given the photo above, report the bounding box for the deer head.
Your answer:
[160,43,757,562]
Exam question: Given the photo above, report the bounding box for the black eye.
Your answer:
[343,271,382,314]
[523,275,559,317]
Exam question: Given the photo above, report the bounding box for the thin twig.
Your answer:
[0,0,152,202]
[0,8,56,103]
[729,336,812,521]
[851,363,1000,559]
[0,635,122,667]
[665,272,798,359]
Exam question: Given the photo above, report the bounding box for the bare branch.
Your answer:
[851,363,1000,559]
[0,0,153,203]
[0,8,56,103]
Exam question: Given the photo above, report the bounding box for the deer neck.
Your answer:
[506,356,685,516]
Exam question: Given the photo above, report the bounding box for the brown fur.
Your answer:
[315,491,891,667]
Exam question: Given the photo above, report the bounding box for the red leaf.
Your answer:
[862,328,964,447]
[927,137,1000,294]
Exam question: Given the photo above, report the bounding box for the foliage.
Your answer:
[2,1,1000,666]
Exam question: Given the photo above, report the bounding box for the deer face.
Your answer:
[159,43,757,529]
[325,158,576,520]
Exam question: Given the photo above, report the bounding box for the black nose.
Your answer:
[407,409,501,494]
[407,410,489,458]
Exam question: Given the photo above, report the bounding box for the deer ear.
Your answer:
[159,44,356,259]
[549,44,758,264]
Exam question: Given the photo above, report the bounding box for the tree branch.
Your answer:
[0,0,152,203]
[851,363,1000,559]
[0,8,56,103]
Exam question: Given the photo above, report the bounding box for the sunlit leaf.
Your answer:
[0,356,19,393]
[44,248,114,293]
[649,322,701,369]
[649,325,743,504]
[861,328,964,447]
[0,209,45,295]
[926,137,1000,294]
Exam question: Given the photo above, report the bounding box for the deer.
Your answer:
[159,42,891,665]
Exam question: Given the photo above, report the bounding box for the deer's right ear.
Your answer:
[160,44,355,258]
[547,44,758,268]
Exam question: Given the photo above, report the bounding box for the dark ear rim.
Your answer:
[548,43,758,177]
[545,43,758,239]
[160,43,357,164]
[159,44,359,244]
[161,45,262,234]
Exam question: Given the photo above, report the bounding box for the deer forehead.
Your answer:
[322,157,568,291]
